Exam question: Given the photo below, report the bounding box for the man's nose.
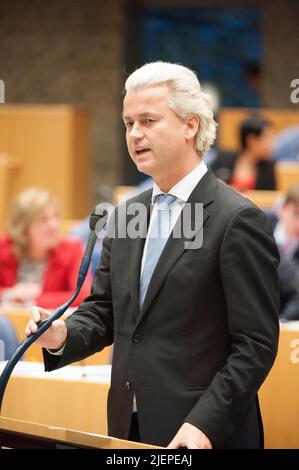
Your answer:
[130,123,144,139]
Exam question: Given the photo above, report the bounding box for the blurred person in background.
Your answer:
[0,315,19,360]
[267,184,299,322]
[0,187,92,309]
[271,183,299,269]
[278,257,299,322]
[211,116,276,191]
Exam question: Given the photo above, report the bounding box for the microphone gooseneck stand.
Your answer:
[0,208,108,412]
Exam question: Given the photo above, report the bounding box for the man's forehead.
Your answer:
[123,85,170,117]
[124,84,170,103]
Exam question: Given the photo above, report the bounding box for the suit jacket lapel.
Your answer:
[135,170,218,327]
[128,190,152,319]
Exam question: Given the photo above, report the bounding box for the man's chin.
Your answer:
[136,162,154,177]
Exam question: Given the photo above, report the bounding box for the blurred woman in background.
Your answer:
[0,187,92,308]
[211,116,277,191]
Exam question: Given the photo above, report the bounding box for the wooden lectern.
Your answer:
[0,417,160,449]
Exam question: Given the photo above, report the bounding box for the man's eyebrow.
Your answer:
[122,112,159,121]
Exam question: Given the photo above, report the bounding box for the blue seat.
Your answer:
[0,315,19,361]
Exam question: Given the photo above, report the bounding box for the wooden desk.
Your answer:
[276,162,299,193]
[0,416,159,449]
[241,190,283,210]
[259,325,299,448]
[0,307,112,365]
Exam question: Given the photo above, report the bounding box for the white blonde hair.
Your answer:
[125,61,217,156]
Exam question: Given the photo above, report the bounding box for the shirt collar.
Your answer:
[151,160,208,203]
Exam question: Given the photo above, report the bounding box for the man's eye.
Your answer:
[145,118,155,124]
[125,122,133,129]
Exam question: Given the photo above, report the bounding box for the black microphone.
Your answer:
[76,207,108,288]
[0,207,108,412]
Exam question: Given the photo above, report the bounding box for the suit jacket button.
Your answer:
[133,333,142,343]
[125,381,132,391]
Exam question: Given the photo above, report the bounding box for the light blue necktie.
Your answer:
[139,193,177,308]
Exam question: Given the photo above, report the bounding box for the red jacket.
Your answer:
[0,235,92,308]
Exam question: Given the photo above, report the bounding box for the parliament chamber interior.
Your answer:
[0,0,299,451]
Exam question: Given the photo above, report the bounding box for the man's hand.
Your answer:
[167,422,212,449]
[25,306,67,350]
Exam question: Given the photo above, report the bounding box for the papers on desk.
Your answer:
[0,361,111,384]
[280,320,299,331]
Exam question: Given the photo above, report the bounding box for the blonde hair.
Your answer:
[125,61,217,156]
[7,187,59,257]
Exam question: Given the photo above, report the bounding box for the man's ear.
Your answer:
[185,115,200,141]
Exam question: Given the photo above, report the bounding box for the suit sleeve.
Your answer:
[185,205,280,447]
[43,233,114,371]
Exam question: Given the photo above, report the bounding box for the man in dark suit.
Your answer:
[26,62,280,449]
